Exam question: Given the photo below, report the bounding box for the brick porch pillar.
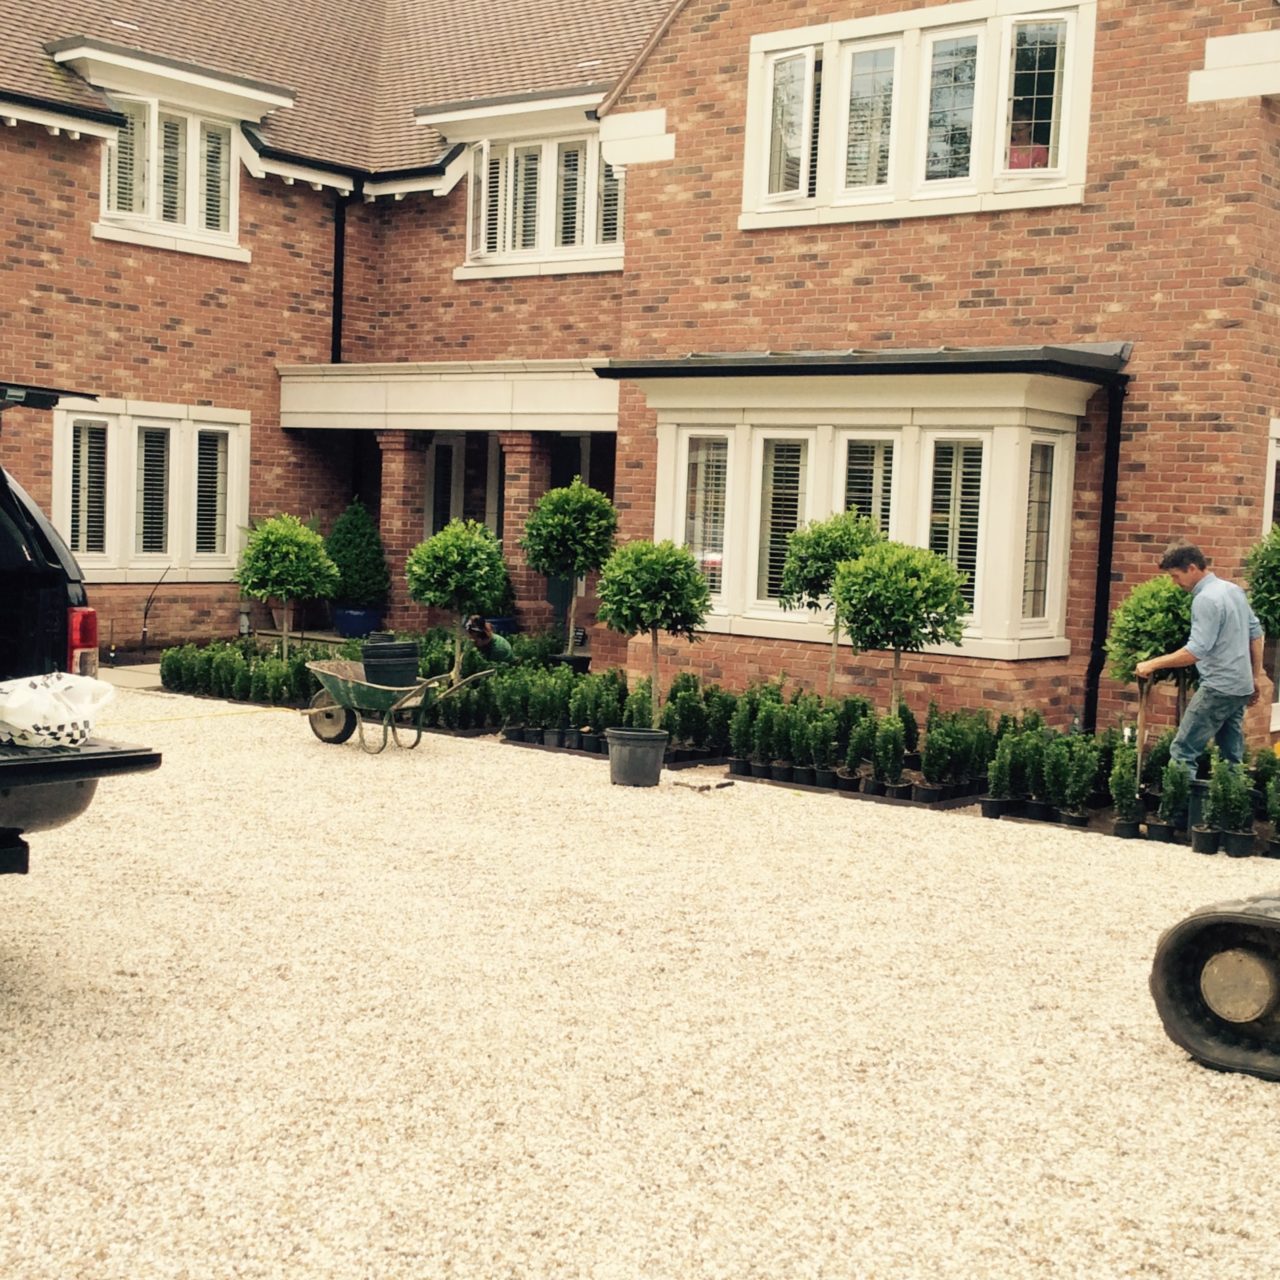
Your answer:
[497,431,555,632]
[376,430,429,628]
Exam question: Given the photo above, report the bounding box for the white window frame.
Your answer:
[459,134,624,279]
[651,376,1087,658]
[741,0,1095,229]
[97,96,246,262]
[50,399,250,583]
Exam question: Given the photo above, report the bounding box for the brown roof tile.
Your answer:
[0,0,677,174]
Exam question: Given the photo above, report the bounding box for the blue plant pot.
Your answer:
[333,605,386,639]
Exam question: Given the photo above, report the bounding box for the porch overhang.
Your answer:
[0,380,96,413]
[276,360,619,433]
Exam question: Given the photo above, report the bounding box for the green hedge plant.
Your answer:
[1110,746,1142,824]
[1158,760,1191,827]
[325,498,391,609]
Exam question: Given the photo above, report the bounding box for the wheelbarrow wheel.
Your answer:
[309,689,357,744]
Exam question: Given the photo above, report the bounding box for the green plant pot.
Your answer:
[605,727,668,787]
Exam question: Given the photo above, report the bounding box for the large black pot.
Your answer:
[605,728,669,787]
[361,639,420,688]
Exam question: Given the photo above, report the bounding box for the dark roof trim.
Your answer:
[595,343,1133,386]
[0,87,126,128]
[44,36,296,102]
[240,125,463,183]
[0,381,97,412]
[414,81,613,120]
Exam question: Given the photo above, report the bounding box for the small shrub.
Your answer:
[752,701,780,765]
[988,735,1016,800]
[1209,755,1254,833]
[847,714,878,771]
[1159,761,1191,826]
[233,662,253,701]
[703,687,735,756]
[1110,746,1142,823]
[835,696,873,757]
[1066,737,1100,815]
[1142,730,1175,791]
[673,689,708,749]
[921,722,953,786]
[1252,746,1280,797]
[729,696,754,759]
[1268,776,1280,829]
[811,713,837,770]
[873,714,905,785]
[897,700,919,753]
[1044,736,1072,811]
[569,677,595,731]
[593,670,628,732]
[623,679,653,730]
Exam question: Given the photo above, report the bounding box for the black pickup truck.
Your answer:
[1,383,160,874]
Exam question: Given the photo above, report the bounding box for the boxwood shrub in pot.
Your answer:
[1267,777,1280,857]
[234,514,340,658]
[1152,759,1190,839]
[1110,745,1143,837]
[567,676,594,751]
[728,694,754,775]
[1213,755,1256,857]
[873,713,906,793]
[325,498,391,638]
[982,734,1017,818]
[811,713,839,788]
[520,477,618,661]
[915,720,951,804]
[596,539,710,786]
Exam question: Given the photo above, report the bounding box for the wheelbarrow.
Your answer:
[303,660,493,754]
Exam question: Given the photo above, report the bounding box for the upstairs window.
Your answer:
[743,0,1092,228]
[466,137,623,268]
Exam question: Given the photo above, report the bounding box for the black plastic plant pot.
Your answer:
[1190,824,1220,855]
[1059,810,1089,828]
[1112,818,1142,839]
[605,727,669,787]
[1268,838,1280,859]
[1222,829,1256,858]
[814,767,838,789]
[564,729,582,751]
[1024,799,1055,822]
[885,781,913,800]
[749,760,771,779]
[728,757,751,776]
[549,654,591,676]
[542,728,565,749]
[1145,819,1178,843]
[501,725,523,742]
[861,777,885,796]
[792,766,816,787]
[770,762,794,784]
[978,795,1005,819]
[580,733,600,754]
[835,768,859,792]
[914,782,946,805]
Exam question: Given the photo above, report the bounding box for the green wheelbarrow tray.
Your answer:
[303,660,494,753]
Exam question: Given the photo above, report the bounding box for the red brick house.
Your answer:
[2,0,1278,729]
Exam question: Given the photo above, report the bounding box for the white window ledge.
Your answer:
[454,254,623,280]
[92,220,251,263]
[82,565,237,585]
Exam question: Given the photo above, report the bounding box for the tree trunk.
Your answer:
[451,614,464,687]
[565,583,578,658]
[651,628,661,729]
[281,599,292,660]
[889,648,901,716]
[828,608,839,697]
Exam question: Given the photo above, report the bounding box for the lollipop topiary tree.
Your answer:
[234,513,339,658]
[832,540,968,714]
[779,510,883,694]
[520,476,618,659]
[404,519,508,686]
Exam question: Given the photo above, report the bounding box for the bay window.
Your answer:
[742,0,1094,227]
[51,400,249,582]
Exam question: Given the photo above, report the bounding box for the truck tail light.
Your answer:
[67,607,99,678]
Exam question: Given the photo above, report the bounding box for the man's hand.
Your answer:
[1249,672,1273,709]
[1134,659,1157,680]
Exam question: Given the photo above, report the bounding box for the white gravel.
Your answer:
[4,686,1280,1279]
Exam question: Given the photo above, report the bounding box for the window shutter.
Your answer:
[846,47,895,188]
[556,141,586,247]
[928,441,982,606]
[757,439,808,599]
[511,145,540,250]
[685,438,728,594]
[1022,442,1054,617]
[135,427,170,554]
[485,147,504,254]
[598,160,623,246]
[199,122,231,232]
[159,112,187,224]
[806,58,823,199]
[70,421,108,555]
[844,439,894,531]
[109,100,148,215]
[195,430,229,555]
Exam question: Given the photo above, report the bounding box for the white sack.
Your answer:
[0,672,114,748]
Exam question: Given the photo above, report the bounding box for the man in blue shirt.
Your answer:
[1135,541,1265,770]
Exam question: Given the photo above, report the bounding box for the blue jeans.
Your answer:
[1169,685,1250,773]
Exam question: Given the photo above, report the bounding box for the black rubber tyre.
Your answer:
[309,689,357,744]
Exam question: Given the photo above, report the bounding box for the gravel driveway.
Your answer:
[4,686,1280,1279]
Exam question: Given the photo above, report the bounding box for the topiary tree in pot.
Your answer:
[596,539,711,759]
[325,498,392,638]
[234,513,340,659]
[833,540,968,715]
[778,510,883,694]
[520,477,618,666]
[404,519,509,686]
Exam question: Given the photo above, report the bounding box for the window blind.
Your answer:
[484,150,503,253]
[511,145,540,250]
[556,142,586,247]
[70,421,107,555]
[1022,442,1054,617]
[109,100,148,215]
[807,58,823,199]
[195,430,228,555]
[844,439,894,531]
[200,122,231,233]
[135,427,170,554]
[598,161,623,245]
[758,439,807,599]
[159,113,187,224]
[685,438,728,594]
[928,441,982,605]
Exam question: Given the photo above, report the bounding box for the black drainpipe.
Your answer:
[1082,376,1130,733]
[331,184,361,364]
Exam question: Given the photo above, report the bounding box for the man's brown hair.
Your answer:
[1159,541,1207,572]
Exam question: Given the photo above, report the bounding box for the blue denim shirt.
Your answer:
[1185,572,1262,696]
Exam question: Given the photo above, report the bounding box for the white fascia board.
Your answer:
[363,147,469,201]
[0,101,117,139]
[50,43,294,121]
[241,149,354,194]
[600,108,674,166]
[1190,30,1280,102]
[415,94,603,144]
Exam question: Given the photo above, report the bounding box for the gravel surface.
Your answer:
[4,686,1280,1279]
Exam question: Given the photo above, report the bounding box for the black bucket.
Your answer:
[605,728,669,787]
[361,639,420,688]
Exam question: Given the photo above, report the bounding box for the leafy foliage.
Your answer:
[1158,760,1190,826]
[235,515,340,652]
[325,499,391,607]
[521,477,618,584]
[1208,754,1254,833]
[778,511,882,615]
[1245,524,1280,638]
[597,539,710,643]
[1109,745,1142,822]
[404,519,508,616]
[1105,575,1195,684]
[873,714,905,785]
